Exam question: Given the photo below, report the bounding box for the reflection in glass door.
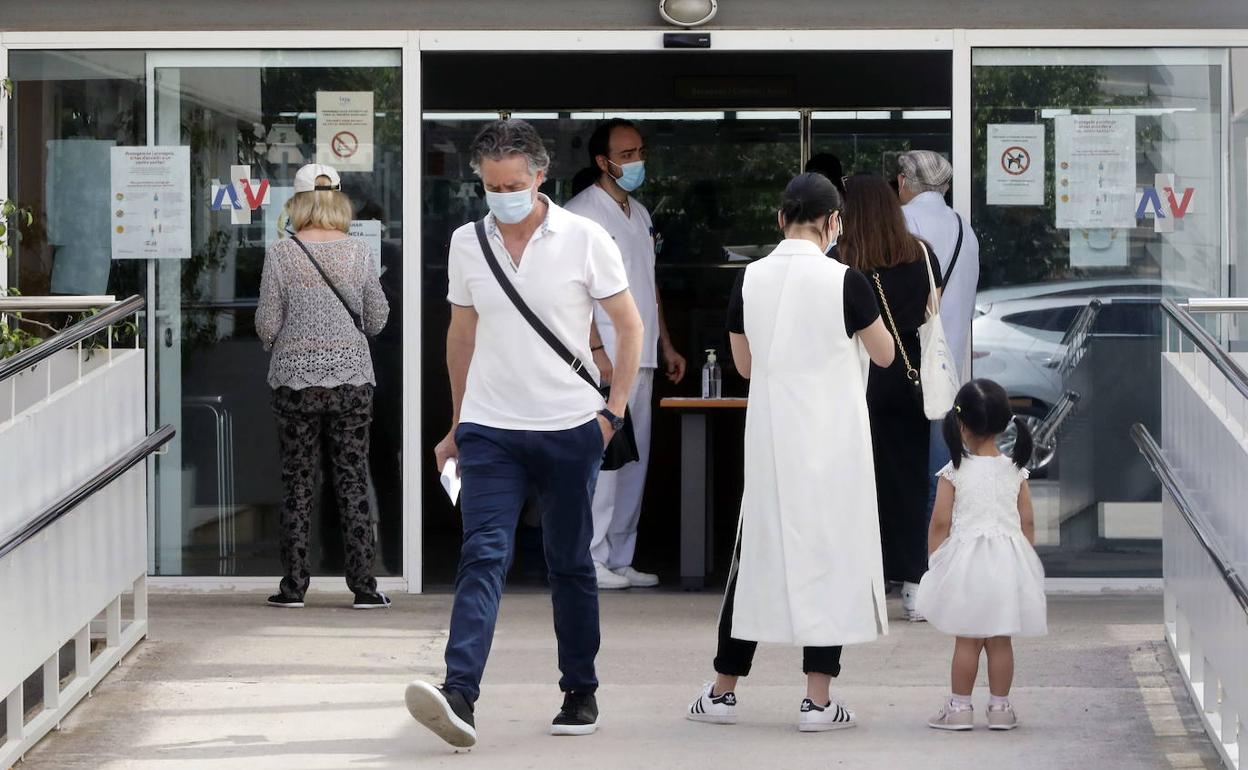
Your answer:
[148,50,404,577]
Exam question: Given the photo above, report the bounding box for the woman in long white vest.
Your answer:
[687,173,897,732]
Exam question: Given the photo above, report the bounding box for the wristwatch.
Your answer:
[599,408,625,431]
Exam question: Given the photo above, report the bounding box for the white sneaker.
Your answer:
[686,682,738,725]
[612,565,659,588]
[901,581,926,622]
[595,562,630,590]
[798,697,856,732]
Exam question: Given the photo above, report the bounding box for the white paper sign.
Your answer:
[1054,115,1137,229]
[264,186,296,249]
[1069,228,1130,268]
[110,146,191,260]
[987,124,1045,206]
[316,91,374,172]
[348,219,383,274]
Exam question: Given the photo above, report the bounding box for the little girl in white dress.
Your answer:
[917,378,1047,732]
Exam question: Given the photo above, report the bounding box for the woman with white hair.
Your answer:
[256,163,390,610]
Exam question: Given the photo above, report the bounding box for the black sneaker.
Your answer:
[266,593,304,608]
[551,691,599,736]
[352,591,392,609]
[405,681,476,748]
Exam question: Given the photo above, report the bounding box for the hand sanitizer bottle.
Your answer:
[702,348,722,399]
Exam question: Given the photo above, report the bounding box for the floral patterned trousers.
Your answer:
[272,384,378,598]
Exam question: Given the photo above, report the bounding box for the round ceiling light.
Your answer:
[659,0,718,28]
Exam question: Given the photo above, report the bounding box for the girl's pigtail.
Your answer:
[943,407,965,469]
[1010,416,1034,470]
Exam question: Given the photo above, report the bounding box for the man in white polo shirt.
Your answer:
[406,120,643,747]
[565,119,687,591]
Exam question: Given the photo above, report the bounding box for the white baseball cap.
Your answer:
[293,163,342,193]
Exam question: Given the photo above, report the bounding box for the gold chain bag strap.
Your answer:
[871,270,921,385]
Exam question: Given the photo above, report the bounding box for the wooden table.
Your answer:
[659,397,747,588]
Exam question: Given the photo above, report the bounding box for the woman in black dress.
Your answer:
[839,173,942,622]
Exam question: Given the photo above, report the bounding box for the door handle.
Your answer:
[165,328,173,348]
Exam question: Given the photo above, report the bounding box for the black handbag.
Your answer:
[473,219,639,471]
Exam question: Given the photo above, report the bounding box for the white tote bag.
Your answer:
[918,244,960,419]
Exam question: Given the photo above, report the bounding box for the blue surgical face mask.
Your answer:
[485,185,536,224]
[611,160,646,193]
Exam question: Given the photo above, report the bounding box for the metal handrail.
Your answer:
[0,424,175,560]
[1184,298,1248,313]
[0,295,117,312]
[1131,424,1248,615]
[1161,298,1248,404]
[0,294,143,384]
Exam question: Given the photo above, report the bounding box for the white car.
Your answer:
[971,277,1201,473]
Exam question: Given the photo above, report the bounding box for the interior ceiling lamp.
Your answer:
[659,0,718,27]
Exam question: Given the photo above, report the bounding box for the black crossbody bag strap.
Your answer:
[473,219,599,391]
[290,235,365,332]
[943,213,964,285]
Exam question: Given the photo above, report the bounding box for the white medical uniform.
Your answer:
[565,184,659,570]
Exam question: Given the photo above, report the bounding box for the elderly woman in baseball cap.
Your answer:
[256,162,390,610]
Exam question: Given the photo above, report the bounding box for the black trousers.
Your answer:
[713,540,843,677]
[272,384,378,598]
[867,331,931,584]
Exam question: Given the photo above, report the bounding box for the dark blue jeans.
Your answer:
[443,420,603,704]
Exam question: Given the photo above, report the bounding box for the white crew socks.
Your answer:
[988,695,1010,710]
[949,693,973,711]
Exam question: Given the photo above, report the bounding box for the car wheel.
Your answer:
[996,406,1056,479]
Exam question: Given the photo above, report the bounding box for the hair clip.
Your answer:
[954,405,962,414]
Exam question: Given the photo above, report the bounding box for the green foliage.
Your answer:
[971,65,1144,289]
[0,287,40,359]
[0,198,35,261]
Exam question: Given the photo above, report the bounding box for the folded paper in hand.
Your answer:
[440,458,461,505]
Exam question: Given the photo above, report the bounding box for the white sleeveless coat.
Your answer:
[731,239,889,646]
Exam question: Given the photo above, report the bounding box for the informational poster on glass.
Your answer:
[110,146,191,259]
[349,219,383,274]
[1069,228,1130,268]
[1054,115,1137,229]
[264,186,296,247]
[987,124,1045,206]
[316,91,374,172]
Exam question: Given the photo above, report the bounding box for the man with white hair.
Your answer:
[897,150,981,590]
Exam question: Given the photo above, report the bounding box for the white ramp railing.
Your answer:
[1133,298,1248,770]
[0,296,173,767]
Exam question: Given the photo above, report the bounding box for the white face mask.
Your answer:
[485,185,536,224]
[825,214,842,254]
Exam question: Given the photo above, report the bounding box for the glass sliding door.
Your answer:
[144,49,404,578]
[419,109,805,584]
[7,47,405,578]
[970,48,1228,577]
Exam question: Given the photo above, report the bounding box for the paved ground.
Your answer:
[20,590,1221,770]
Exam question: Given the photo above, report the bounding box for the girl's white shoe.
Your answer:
[928,700,975,731]
[988,703,1019,730]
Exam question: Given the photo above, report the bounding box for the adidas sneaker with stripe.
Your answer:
[686,682,738,724]
[798,697,856,732]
